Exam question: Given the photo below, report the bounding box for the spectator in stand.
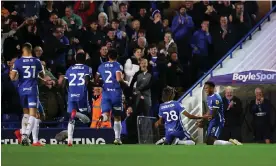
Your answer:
[81,18,106,56]
[171,6,194,65]
[62,6,83,30]
[105,28,126,57]
[166,52,184,99]
[20,24,43,48]
[124,48,141,85]
[43,25,69,77]
[241,0,259,25]
[158,32,177,58]
[162,18,171,32]
[146,9,164,45]
[73,1,96,27]
[250,88,273,144]
[98,12,109,33]
[15,1,40,18]
[216,1,235,18]
[41,12,59,38]
[212,16,236,62]
[117,3,133,32]
[86,45,108,76]
[190,20,212,82]
[220,86,243,142]
[229,2,252,41]
[130,59,152,116]
[137,36,148,59]
[111,19,127,40]
[39,1,58,24]
[134,7,150,30]
[126,19,140,42]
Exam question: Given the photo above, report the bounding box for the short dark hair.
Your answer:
[111,19,120,24]
[138,29,146,34]
[204,81,215,88]
[149,44,157,49]
[76,53,86,64]
[22,43,32,52]
[119,3,127,9]
[108,49,118,60]
[133,47,141,54]
[162,86,176,102]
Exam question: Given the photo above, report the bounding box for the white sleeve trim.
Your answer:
[212,106,219,109]
[12,69,18,73]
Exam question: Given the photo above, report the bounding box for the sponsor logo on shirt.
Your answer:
[23,87,32,91]
[232,72,276,82]
[71,94,81,98]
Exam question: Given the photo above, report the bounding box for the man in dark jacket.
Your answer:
[220,87,243,142]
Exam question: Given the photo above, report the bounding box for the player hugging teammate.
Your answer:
[155,83,243,146]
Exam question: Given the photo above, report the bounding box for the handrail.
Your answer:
[178,5,276,102]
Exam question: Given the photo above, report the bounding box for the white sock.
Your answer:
[177,140,196,145]
[76,112,90,123]
[214,140,234,145]
[32,118,40,143]
[25,116,36,137]
[113,121,122,139]
[21,114,29,135]
[67,121,75,143]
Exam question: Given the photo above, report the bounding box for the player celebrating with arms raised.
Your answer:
[202,81,242,145]
[155,86,210,145]
[95,49,127,145]
[64,53,91,146]
[9,43,45,146]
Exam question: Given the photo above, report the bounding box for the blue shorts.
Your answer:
[67,98,90,113]
[19,94,39,109]
[207,122,223,139]
[165,130,191,144]
[101,90,122,116]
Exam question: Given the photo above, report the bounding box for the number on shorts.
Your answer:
[105,71,112,83]
[69,73,85,86]
[163,110,178,122]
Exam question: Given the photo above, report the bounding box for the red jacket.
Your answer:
[74,1,96,26]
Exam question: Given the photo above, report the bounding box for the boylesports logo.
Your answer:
[232,72,276,82]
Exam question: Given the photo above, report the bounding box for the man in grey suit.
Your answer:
[130,59,153,116]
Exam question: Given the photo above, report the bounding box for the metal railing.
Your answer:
[178,5,276,101]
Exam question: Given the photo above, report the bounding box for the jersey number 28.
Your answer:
[163,110,178,121]
[69,73,85,86]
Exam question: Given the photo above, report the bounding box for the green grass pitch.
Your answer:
[2,144,276,166]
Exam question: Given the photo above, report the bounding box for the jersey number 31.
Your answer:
[163,111,178,121]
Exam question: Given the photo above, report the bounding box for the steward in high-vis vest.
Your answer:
[90,94,112,128]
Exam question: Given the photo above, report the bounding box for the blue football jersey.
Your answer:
[159,101,186,132]
[207,93,224,124]
[65,64,92,101]
[97,61,123,91]
[12,57,43,95]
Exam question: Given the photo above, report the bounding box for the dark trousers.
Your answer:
[220,126,242,142]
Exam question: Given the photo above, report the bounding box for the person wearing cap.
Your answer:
[146,9,164,44]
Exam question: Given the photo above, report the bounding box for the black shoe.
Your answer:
[21,135,30,146]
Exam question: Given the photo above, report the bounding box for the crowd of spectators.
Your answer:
[1,1,260,141]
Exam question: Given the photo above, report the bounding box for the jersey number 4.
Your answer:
[23,66,36,78]
[163,111,178,121]
[69,73,85,86]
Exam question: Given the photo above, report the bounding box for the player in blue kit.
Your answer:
[9,43,45,146]
[203,81,242,145]
[64,53,91,146]
[95,49,127,145]
[155,86,210,145]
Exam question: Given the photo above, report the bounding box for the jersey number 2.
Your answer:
[163,111,178,121]
[105,71,112,83]
[23,66,36,78]
[69,73,85,86]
